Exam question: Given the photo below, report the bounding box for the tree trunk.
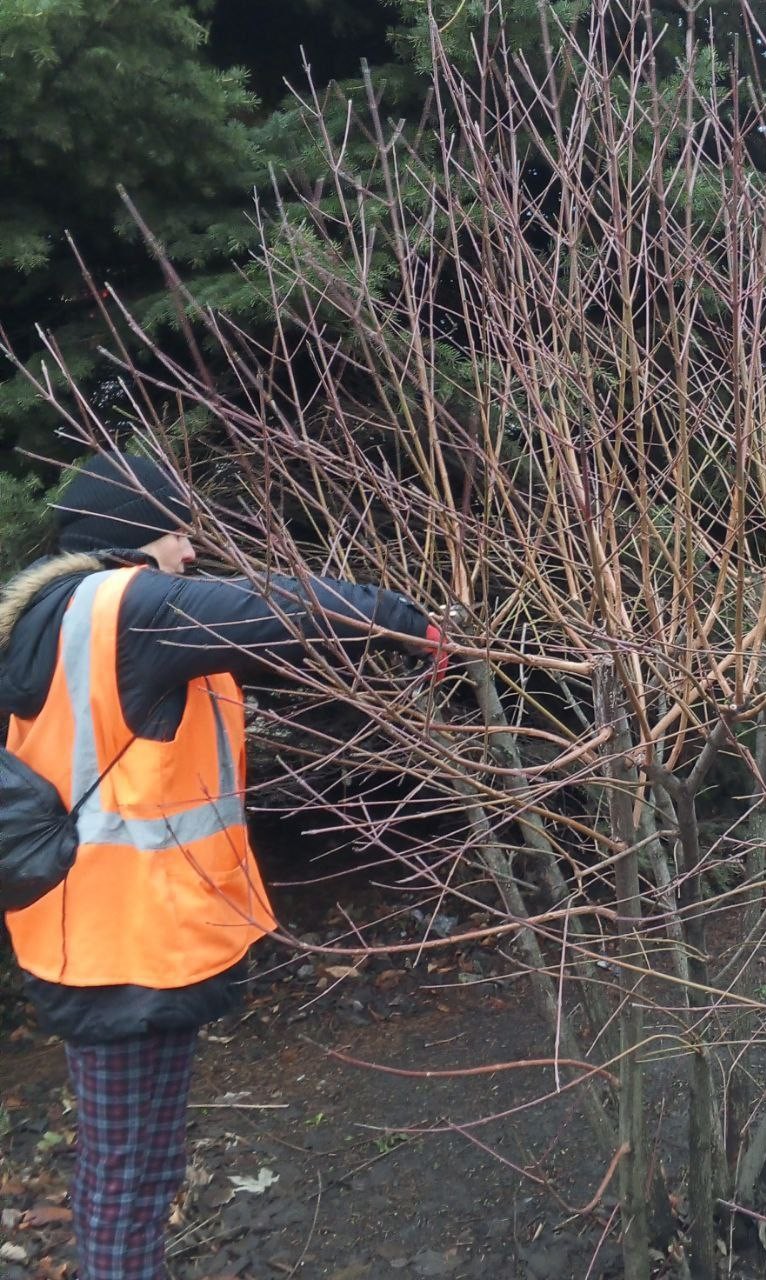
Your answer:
[675,786,716,1280]
[422,680,618,1161]
[732,711,766,1206]
[469,657,620,1063]
[593,659,652,1280]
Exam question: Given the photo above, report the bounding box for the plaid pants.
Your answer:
[64,1029,198,1280]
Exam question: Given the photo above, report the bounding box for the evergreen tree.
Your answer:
[3,0,761,571]
[0,0,259,461]
[0,0,404,562]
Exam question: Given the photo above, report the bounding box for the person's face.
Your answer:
[140,531,197,574]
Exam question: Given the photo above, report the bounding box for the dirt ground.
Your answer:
[1,865,764,1280]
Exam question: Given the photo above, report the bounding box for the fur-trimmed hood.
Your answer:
[0,550,152,720]
[0,553,100,651]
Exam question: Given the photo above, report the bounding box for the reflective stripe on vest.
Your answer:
[62,570,243,849]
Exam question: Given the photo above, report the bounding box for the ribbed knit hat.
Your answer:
[56,451,192,552]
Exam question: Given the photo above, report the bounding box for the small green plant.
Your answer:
[373,1132,408,1155]
[36,1129,65,1153]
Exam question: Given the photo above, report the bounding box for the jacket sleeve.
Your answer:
[118,568,429,720]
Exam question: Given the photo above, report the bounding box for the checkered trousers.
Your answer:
[64,1029,198,1280]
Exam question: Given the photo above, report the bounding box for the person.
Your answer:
[0,450,444,1280]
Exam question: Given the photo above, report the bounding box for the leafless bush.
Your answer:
[13,0,766,1273]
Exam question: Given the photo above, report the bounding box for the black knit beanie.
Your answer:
[56,452,192,552]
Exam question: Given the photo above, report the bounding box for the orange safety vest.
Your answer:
[5,567,275,987]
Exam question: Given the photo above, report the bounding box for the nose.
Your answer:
[180,536,196,566]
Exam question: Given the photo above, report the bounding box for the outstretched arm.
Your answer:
[117,567,434,729]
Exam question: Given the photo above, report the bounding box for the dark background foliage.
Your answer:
[0,0,762,569]
[0,1,410,518]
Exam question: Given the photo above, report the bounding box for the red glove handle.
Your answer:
[424,622,449,684]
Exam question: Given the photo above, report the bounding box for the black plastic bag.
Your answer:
[0,747,78,911]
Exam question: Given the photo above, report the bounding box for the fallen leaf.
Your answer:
[0,1242,29,1263]
[168,1203,186,1227]
[38,1190,69,1207]
[374,969,405,989]
[21,1205,73,1228]
[0,1177,27,1197]
[33,1257,68,1280]
[203,1185,234,1209]
[323,965,362,980]
[26,1171,59,1192]
[229,1168,279,1195]
[184,1161,212,1190]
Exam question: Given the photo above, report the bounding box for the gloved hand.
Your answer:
[424,622,449,683]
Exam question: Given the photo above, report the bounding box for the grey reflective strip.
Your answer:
[62,572,112,808]
[61,572,244,850]
[207,679,240,803]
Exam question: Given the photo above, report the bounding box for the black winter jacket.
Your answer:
[0,551,429,1043]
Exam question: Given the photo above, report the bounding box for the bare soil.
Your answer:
[1,868,763,1280]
